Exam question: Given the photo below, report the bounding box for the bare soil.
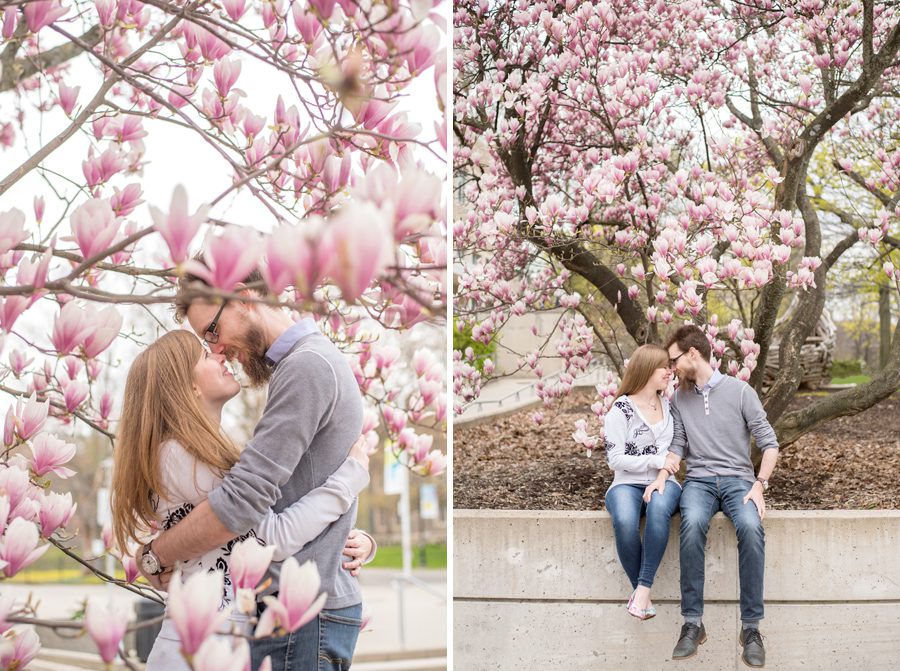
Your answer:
[453,389,900,510]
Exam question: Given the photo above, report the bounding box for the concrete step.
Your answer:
[354,658,446,671]
[35,647,448,671]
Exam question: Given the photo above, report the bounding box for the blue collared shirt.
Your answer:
[265,318,319,366]
[693,368,723,415]
[693,368,724,394]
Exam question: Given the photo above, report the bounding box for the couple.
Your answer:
[603,325,779,667]
[110,264,371,671]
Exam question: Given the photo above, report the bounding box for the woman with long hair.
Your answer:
[603,344,684,620]
[112,330,373,669]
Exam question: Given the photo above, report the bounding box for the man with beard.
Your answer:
[655,325,778,668]
[136,267,367,671]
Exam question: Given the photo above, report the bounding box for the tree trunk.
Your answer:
[880,283,891,370]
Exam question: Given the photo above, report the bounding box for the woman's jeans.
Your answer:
[605,481,681,589]
[679,477,765,623]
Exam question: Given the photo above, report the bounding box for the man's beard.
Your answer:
[227,322,272,387]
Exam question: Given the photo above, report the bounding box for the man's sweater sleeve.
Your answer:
[208,351,338,535]
[740,383,779,451]
[668,402,687,458]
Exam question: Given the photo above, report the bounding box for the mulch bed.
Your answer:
[453,388,900,510]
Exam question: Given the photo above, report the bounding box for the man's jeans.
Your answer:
[250,604,362,671]
[605,482,682,589]
[680,477,765,623]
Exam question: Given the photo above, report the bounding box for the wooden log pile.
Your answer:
[761,309,837,390]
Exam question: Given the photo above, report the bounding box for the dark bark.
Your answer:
[880,284,892,370]
[775,317,900,446]
[0,25,102,93]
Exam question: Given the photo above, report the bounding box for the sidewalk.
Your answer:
[5,568,446,666]
[457,365,609,426]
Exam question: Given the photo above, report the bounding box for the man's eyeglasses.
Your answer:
[669,350,687,368]
[204,301,227,344]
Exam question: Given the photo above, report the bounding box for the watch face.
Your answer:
[141,552,159,575]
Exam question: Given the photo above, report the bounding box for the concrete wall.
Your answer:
[454,510,900,670]
[493,309,567,377]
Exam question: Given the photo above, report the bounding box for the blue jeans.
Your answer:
[679,477,765,623]
[605,482,681,589]
[250,604,362,671]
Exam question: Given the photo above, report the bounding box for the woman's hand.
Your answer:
[348,435,370,471]
[342,529,375,576]
[643,474,668,503]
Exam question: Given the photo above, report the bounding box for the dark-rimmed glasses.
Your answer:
[669,350,687,368]
[203,301,227,344]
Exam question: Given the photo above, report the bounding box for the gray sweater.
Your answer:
[669,371,778,482]
[208,328,364,609]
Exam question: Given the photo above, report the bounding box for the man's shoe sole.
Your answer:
[740,652,765,668]
[671,633,707,660]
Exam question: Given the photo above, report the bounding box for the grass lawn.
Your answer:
[9,542,447,584]
[830,374,871,385]
[366,542,447,570]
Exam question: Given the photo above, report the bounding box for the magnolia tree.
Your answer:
[453,0,900,452]
[0,0,447,667]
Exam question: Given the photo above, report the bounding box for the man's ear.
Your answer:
[233,284,257,311]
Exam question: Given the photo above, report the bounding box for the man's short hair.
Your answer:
[173,256,269,324]
[664,324,712,361]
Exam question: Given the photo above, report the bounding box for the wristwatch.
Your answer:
[755,476,769,491]
[140,541,167,576]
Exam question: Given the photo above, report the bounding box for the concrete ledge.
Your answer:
[453,510,900,669]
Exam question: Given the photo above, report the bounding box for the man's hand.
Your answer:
[743,482,766,520]
[342,529,374,577]
[643,476,667,503]
[663,452,680,475]
[133,545,172,591]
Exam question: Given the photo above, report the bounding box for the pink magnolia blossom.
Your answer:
[293,3,323,43]
[38,491,77,537]
[0,518,50,577]
[149,185,210,265]
[0,465,32,518]
[94,0,115,26]
[17,247,53,292]
[261,219,328,297]
[110,183,143,216]
[0,296,29,332]
[81,147,126,188]
[168,570,231,655]
[23,0,68,33]
[308,0,336,20]
[2,6,17,38]
[33,196,45,223]
[255,558,327,636]
[120,551,139,583]
[322,202,393,301]
[84,597,130,663]
[221,0,247,21]
[51,301,93,355]
[30,433,77,479]
[70,198,120,260]
[58,83,80,115]
[0,627,40,670]
[8,349,33,377]
[81,305,123,358]
[193,637,251,671]
[0,497,9,538]
[0,208,29,256]
[14,393,49,440]
[214,58,242,97]
[229,537,275,592]
[61,379,89,413]
[182,225,262,291]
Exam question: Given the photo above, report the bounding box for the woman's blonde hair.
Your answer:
[617,344,669,398]
[111,330,241,548]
